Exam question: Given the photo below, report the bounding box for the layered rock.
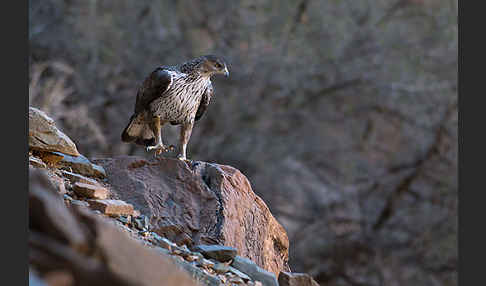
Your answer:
[29,169,197,286]
[94,156,290,276]
[29,107,80,156]
[27,107,322,286]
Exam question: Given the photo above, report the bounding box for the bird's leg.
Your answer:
[146,116,169,155]
[177,120,194,161]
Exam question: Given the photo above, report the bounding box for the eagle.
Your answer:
[121,55,229,160]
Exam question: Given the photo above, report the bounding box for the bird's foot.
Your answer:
[146,144,174,156]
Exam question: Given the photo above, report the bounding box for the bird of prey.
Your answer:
[121,55,229,161]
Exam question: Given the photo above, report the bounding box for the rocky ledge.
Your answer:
[28,107,319,286]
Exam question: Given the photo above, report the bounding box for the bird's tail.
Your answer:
[121,112,156,146]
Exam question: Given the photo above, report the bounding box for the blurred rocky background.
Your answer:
[29,0,457,285]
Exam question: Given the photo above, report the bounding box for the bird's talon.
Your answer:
[146,144,167,156]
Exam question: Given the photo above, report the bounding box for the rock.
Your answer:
[69,199,89,209]
[192,252,205,261]
[29,168,197,286]
[278,272,320,286]
[154,247,171,256]
[29,155,46,168]
[88,199,134,216]
[229,276,245,284]
[28,107,80,157]
[36,151,65,166]
[177,244,193,257]
[44,172,67,194]
[231,256,279,286]
[194,244,237,262]
[185,255,200,262]
[134,217,145,230]
[72,182,109,199]
[61,170,101,186]
[55,152,106,178]
[43,270,74,286]
[153,234,176,251]
[94,156,289,275]
[218,274,227,284]
[197,258,215,269]
[229,266,252,281]
[63,194,73,202]
[170,257,221,286]
[29,270,48,286]
[117,215,131,225]
[29,169,89,251]
[142,215,150,230]
[213,263,230,274]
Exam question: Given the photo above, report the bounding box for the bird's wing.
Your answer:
[195,83,213,121]
[134,67,173,114]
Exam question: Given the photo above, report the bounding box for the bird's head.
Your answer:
[196,55,229,78]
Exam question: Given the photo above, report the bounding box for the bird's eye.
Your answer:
[215,62,222,69]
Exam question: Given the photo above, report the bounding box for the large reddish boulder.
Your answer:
[94,156,290,276]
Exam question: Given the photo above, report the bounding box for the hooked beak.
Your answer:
[223,66,229,77]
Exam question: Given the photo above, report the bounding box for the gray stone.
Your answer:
[177,244,194,257]
[194,244,237,262]
[170,256,221,286]
[143,215,150,230]
[154,235,176,251]
[229,266,251,281]
[61,170,100,186]
[213,263,230,274]
[197,258,215,269]
[134,217,145,230]
[154,246,171,256]
[63,194,73,201]
[29,270,48,286]
[54,152,106,178]
[70,199,89,208]
[117,215,131,225]
[231,256,278,286]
